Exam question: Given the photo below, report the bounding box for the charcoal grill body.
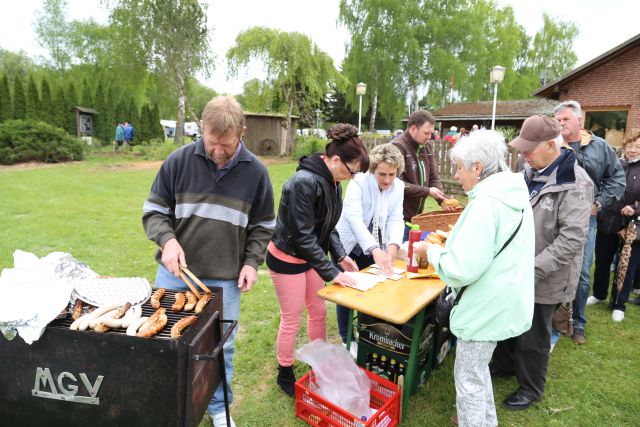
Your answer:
[0,289,226,427]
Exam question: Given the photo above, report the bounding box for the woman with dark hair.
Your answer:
[268,123,369,397]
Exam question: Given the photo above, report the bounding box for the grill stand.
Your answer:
[191,317,237,426]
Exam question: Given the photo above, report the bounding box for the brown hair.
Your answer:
[201,95,244,137]
[407,110,436,129]
[325,123,369,171]
[623,128,640,148]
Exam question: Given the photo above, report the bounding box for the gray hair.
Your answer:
[553,134,564,148]
[368,143,405,174]
[554,100,582,119]
[450,129,508,180]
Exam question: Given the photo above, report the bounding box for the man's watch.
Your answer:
[594,201,603,211]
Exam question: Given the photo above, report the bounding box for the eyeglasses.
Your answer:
[341,159,358,176]
[625,144,640,151]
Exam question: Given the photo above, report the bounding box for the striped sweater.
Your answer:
[142,140,275,280]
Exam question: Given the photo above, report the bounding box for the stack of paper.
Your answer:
[341,272,382,291]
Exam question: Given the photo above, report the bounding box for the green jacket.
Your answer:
[427,170,535,341]
[114,124,124,142]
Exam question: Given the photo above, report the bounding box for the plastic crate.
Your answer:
[411,208,463,232]
[295,368,400,427]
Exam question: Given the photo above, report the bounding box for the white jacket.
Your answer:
[336,172,405,255]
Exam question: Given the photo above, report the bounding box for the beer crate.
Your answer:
[355,303,436,395]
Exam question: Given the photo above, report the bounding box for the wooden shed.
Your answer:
[71,106,97,138]
[243,112,299,156]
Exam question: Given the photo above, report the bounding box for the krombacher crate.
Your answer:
[355,302,436,395]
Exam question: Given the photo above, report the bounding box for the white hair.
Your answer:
[554,100,582,119]
[450,129,508,180]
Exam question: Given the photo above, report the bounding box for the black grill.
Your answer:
[0,288,231,427]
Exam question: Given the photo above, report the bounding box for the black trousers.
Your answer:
[491,303,557,399]
[592,231,619,301]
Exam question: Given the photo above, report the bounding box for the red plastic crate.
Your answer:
[295,367,400,427]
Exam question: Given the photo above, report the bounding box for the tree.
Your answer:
[93,79,109,144]
[81,78,93,107]
[41,77,54,125]
[106,0,213,145]
[339,0,420,130]
[35,0,71,70]
[151,104,164,140]
[0,74,12,122]
[52,85,66,130]
[227,27,344,153]
[13,75,26,120]
[65,81,78,134]
[26,75,41,121]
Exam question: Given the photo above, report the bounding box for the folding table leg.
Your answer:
[402,307,426,419]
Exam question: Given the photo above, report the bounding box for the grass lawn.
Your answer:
[1,155,638,426]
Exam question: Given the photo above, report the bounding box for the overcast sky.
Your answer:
[1,0,638,95]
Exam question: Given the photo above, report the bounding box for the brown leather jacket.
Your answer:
[392,131,444,222]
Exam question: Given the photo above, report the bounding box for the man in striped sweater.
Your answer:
[143,96,275,427]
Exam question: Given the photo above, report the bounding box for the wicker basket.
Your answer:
[411,208,463,232]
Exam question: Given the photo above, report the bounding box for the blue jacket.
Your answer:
[123,124,135,141]
[427,170,535,341]
[570,130,625,209]
[336,172,405,255]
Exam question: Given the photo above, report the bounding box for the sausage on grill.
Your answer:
[170,315,197,339]
[150,288,166,309]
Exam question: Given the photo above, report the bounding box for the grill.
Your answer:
[0,289,234,427]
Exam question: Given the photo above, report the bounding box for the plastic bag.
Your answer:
[295,339,371,419]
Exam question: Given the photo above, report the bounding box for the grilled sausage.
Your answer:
[126,316,149,336]
[195,293,212,314]
[140,307,166,331]
[120,305,142,328]
[170,315,197,340]
[172,292,186,313]
[136,313,168,338]
[76,304,119,331]
[71,299,84,320]
[150,288,166,309]
[89,309,119,329]
[184,291,197,311]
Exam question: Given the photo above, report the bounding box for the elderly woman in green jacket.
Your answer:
[415,129,535,426]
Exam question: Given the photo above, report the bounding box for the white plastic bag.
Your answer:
[295,339,371,419]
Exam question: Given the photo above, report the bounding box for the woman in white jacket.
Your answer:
[334,143,405,344]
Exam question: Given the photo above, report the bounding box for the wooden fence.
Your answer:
[361,136,520,194]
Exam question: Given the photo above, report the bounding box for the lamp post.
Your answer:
[356,82,367,133]
[315,108,321,130]
[490,65,505,130]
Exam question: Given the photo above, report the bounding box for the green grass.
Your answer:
[1,156,639,426]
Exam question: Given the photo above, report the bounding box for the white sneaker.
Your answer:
[549,342,556,354]
[632,288,640,296]
[212,411,236,427]
[586,296,604,305]
[612,310,624,322]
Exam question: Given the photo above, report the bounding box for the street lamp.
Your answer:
[356,82,367,133]
[490,65,505,130]
[315,108,321,130]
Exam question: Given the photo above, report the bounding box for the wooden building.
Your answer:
[243,112,299,156]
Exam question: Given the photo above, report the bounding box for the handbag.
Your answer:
[435,210,524,328]
[552,303,574,337]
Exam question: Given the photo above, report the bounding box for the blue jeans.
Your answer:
[573,215,597,330]
[155,265,240,415]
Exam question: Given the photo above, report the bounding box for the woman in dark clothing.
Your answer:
[267,124,369,396]
[590,129,640,322]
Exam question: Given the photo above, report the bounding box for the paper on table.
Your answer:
[341,272,381,291]
[370,264,405,274]
[365,267,404,281]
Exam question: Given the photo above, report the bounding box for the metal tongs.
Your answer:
[178,266,211,299]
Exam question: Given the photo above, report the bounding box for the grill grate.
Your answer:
[50,289,216,340]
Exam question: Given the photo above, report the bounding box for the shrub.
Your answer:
[0,119,84,165]
[132,139,179,160]
[293,135,327,160]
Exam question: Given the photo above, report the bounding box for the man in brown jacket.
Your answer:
[491,115,593,410]
[392,110,449,237]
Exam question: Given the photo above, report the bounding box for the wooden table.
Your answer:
[317,260,445,418]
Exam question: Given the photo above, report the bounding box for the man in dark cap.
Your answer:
[490,115,593,410]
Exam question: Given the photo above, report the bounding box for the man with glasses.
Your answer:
[392,110,451,239]
[553,100,625,345]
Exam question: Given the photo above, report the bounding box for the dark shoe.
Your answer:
[503,391,540,410]
[571,328,587,345]
[277,364,296,397]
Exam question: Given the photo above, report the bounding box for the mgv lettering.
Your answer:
[32,367,104,405]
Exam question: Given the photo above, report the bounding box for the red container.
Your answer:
[295,367,400,427]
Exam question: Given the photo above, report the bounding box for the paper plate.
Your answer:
[72,277,152,307]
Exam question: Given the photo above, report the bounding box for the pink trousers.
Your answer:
[269,268,327,367]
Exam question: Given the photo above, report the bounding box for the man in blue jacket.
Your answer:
[123,121,135,146]
[554,100,625,344]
